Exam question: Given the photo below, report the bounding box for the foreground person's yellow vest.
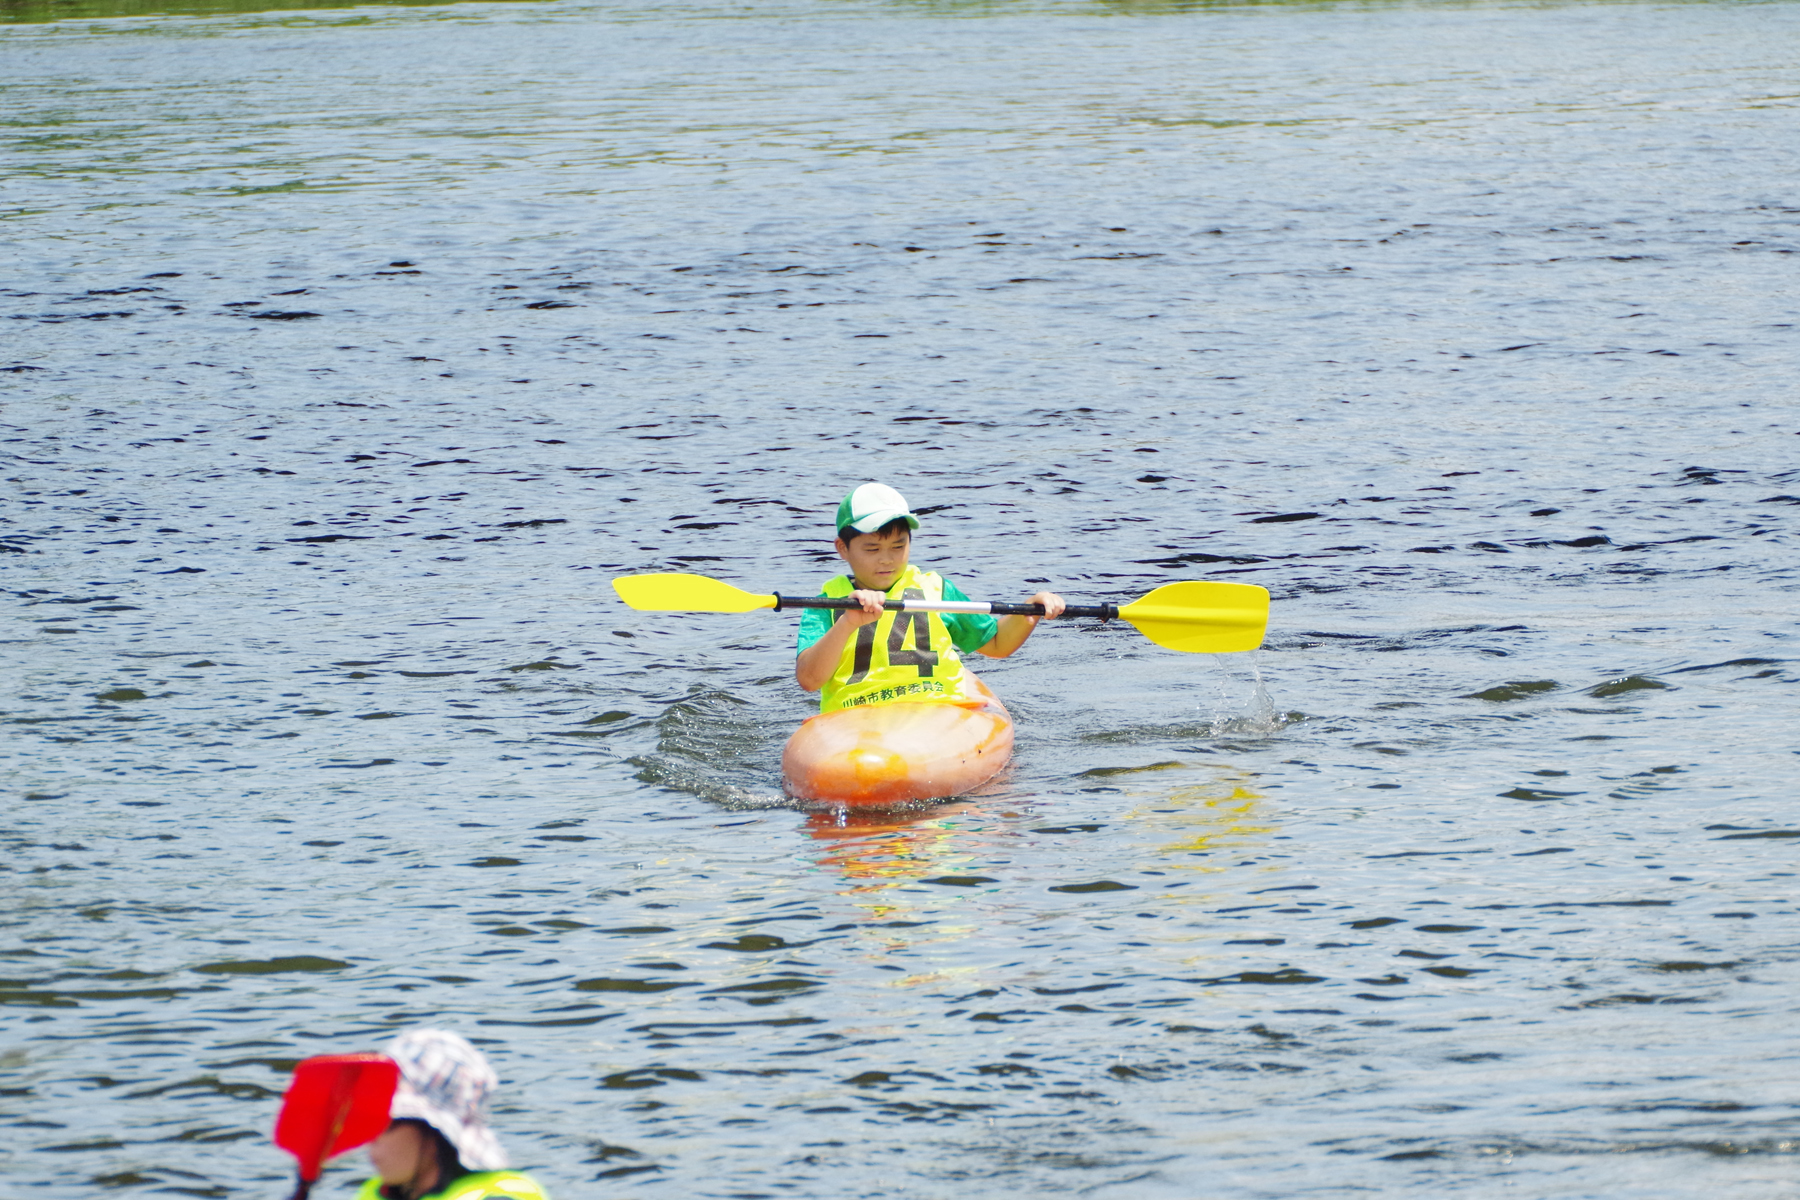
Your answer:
[819,565,975,713]
[354,1172,548,1200]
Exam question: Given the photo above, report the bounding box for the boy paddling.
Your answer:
[794,483,1066,711]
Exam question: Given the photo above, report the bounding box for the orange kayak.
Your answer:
[782,674,1013,807]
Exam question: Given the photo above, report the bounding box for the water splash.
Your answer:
[1201,652,1291,739]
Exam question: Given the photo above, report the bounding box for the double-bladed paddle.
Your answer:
[611,573,1268,654]
[273,1054,400,1200]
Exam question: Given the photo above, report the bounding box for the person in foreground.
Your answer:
[359,1029,548,1200]
[794,482,1066,710]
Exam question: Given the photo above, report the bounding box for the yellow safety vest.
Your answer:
[354,1171,549,1200]
[819,565,975,713]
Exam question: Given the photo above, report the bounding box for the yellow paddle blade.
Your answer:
[611,573,777,614]
[1117,581,1270,654]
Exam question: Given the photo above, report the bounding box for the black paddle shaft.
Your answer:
[771,595,1119,620]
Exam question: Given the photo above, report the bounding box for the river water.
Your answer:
[4,0,1798,1195]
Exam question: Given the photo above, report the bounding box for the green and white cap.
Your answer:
[835,482,920,537]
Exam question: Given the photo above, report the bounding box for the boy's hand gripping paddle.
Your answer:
[273,1054,400,1200]
[611,572,1269,654]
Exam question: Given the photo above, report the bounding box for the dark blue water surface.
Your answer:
[4,0,1799,1195]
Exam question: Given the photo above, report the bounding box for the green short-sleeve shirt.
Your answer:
[796,575,997,656]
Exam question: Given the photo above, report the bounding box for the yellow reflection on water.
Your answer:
[1085,759,1273,872]
[799,803,1006,968]
[794,763,1277,987]
[1110,763,1286,971]
[1130,780,1270,867]
[802,802,991,888]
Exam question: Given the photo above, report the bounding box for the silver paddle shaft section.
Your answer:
[772,595,1119,620]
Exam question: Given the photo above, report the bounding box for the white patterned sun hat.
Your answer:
[384,1028,508,1171]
